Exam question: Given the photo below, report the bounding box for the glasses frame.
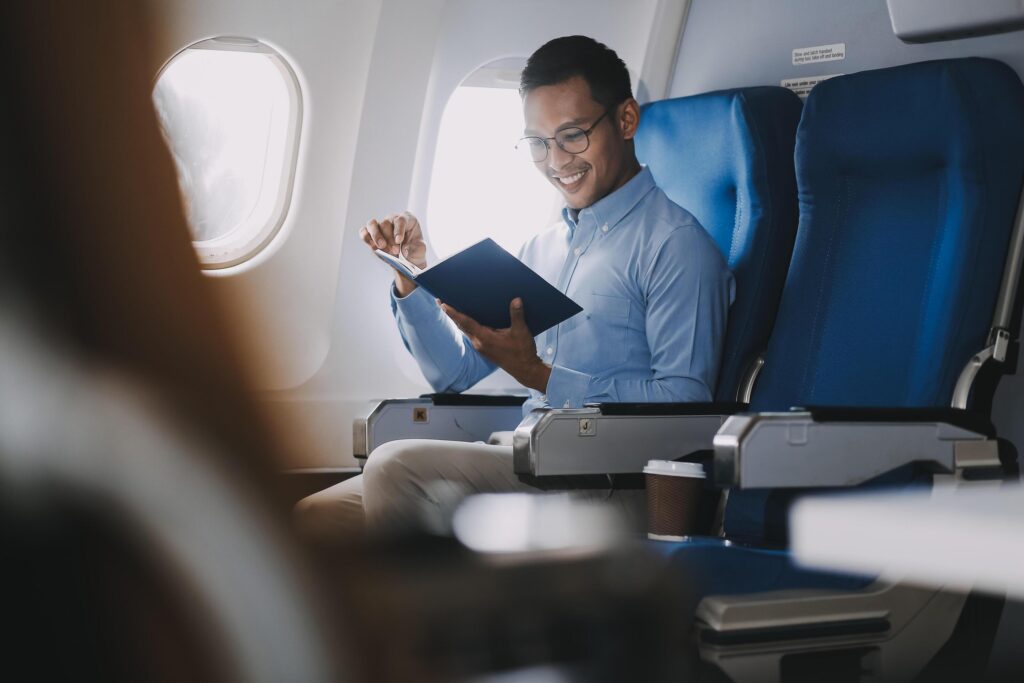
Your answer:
[516,108,613,163]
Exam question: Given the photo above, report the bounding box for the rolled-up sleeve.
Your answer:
[391,285,496,392]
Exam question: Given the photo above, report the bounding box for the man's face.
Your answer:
[522,75,637,210]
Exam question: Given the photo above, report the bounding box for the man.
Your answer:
[296,35,734,537]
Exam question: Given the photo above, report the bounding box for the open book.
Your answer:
[376,238,582,336]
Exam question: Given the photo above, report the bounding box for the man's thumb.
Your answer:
[510,297,526,326]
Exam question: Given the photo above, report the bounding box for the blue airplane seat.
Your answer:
[720,58,1024,546]
[636,87,803,401]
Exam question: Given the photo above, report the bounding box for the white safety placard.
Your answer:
[781,74,841,98]
[792,43,846,66]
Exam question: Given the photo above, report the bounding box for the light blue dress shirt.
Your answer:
[390,166,735,415]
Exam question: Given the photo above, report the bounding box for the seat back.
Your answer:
[636,87,803,401]
[0,2,344,678]
[728,58,1024,544]
[751,58,1024,412]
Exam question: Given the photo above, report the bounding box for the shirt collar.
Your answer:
[561,165,655,233]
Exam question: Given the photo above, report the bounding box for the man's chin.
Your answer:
[560,189,595,211]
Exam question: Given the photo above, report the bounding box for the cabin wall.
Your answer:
[669,0,1024,96]
[157,0,383,401]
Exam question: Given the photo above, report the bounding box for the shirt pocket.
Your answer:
[559,292,631,372]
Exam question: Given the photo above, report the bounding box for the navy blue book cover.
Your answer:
[379,238,582,336]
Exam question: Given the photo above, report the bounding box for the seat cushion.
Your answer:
[649,537,873,620]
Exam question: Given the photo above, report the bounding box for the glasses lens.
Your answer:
[517,137,548,162]
[555,127,589,154]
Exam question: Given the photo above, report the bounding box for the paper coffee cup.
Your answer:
[644,460,706,541]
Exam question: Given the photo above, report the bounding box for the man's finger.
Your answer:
[359,226,375,249]
[366,220,386,250]
[379,218,397,253]
[442,303,484,337]
[509,297,527,330]
[394,215,406,246]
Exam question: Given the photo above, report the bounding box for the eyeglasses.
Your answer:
[515,109,611,163]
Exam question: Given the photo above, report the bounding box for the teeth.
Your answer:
[557,170,586,185]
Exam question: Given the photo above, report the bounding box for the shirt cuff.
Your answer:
[390,284,440,323]
[544,364,592,408]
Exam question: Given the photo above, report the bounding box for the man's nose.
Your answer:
[547,141,575,171]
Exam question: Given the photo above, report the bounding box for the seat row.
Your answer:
[356,57,1024,680]
[536,56,1024,680]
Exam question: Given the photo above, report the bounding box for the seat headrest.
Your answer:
[798,57,1024,177]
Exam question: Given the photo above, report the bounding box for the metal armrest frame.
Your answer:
[353,394,526,463]
[512,402,745,477]
[696,580,967,682]
[713,409,999,489]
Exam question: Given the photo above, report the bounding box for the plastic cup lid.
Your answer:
[643,460,706,478]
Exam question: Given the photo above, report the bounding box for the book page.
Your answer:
[375,249,423,279]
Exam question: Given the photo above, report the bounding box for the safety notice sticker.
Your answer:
[781,74,841,98]
[792,43,846,66]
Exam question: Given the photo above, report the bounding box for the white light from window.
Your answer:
[153,39,300,268]
[427,86,559,260]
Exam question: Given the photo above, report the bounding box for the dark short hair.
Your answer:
[520,35,632,108]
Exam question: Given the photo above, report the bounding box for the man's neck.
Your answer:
[570,159,643,221]
[609,159,643,197]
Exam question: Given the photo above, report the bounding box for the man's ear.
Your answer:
[618,98,641,141]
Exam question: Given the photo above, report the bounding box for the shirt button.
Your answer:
[601,224,609,233]
[573,247,582,256]
[545,346,554,356]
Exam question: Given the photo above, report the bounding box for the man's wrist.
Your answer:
[394,272,417,297]
[521,358,551,393]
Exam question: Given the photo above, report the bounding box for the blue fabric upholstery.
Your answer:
[636,87,802,400]
[726,58,1024,544]
[649,537,873,617]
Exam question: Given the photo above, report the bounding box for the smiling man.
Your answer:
[295,35,735,537]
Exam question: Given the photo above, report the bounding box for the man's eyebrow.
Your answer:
[523,118,588,136]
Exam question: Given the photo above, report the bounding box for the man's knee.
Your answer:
[292,475,365,540]
[362,440,458,528]
[362,439,433,496]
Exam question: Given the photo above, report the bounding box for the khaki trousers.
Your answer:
[294,439,646,541]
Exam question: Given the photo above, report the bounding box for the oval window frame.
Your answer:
[153,36,303,270]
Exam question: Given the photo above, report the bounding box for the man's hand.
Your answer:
[359,211,427,297]
[441,298,551,393]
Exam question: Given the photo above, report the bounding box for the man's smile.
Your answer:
[551,167,590,191]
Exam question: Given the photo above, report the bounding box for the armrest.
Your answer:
[354,395,527,460]
[425,393,527,407]
[512,402,744,477]
[591,401,747,416]
[799,405,995,437]
[696,581,965,666]
[713,409,998,489]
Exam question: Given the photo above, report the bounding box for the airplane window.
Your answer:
[426,74,560,260]
[153,38,301,269]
